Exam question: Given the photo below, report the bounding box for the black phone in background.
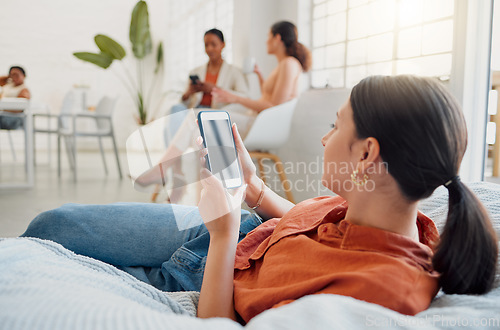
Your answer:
[189,75,201,84]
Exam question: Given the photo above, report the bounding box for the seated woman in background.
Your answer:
[166,28,248,143]
[22,75,498,323]
[0,66,31,129]
[136,21,311,190]
[212,20,310,118]
[153,28,247,201]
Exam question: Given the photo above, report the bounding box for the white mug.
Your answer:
[242,57,256,74]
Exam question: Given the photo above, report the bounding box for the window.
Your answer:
[311,0,455,88]
[165,0,234,91]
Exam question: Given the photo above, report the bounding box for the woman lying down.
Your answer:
[22,75,498,323]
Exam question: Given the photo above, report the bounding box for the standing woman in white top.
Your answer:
[0,66,31,129]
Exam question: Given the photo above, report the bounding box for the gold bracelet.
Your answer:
[250,180,266,210]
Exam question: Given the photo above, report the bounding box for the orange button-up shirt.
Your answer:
[233,196,440,323]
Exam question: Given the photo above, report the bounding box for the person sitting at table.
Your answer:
[0,66,31,130]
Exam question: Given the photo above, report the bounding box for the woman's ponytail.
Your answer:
[433,179,498,294]
[288,41,311,72]
[270,21,312,72]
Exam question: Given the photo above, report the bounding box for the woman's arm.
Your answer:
[229,93,274,113]
[232,124,295,219]
[197,225,238,320]
[245,175,295,220]
[196,144,246,320]
[254,64,264,92]
[212,58,302,113]
[181,83,201,101]
[0,75,8,86]
[18,88,30,99]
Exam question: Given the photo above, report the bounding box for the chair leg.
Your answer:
[268,154,294,203]
[7,130,17,162]
[257,157,267,185]
[72,136,77,182]
[98,136,108,175]
[63,137,74,171]
[33,131,36,166]
[249,151,294,203]
[57,135,61,177]
[151,184,161,202]
[111,133,123,179]
[23,128,28,174]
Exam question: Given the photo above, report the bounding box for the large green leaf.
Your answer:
[73,52,113,69]
[130,1,152,59]
[95,34,126,60]
[154,42,163,74]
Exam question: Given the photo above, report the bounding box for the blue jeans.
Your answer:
[21,203,262,292]
[0,115,23,129]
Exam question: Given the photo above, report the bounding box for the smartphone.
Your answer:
[189,74,201,85]
[197,111,242,189]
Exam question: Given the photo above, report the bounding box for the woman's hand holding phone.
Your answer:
[199,81,215,94]
[196,136,246,238]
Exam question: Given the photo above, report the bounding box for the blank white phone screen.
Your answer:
[202,119,239,184]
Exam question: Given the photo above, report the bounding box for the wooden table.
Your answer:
[0,98,34,188]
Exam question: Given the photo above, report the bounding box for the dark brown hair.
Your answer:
[204,28,224,43]
[350,75,498,294]
[9,66,26,77]
[271,21,311,72]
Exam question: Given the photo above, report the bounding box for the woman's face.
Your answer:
[266,31,281,54]
[321,99,361,195]
[9,68,25,86]
[204,34,224,61]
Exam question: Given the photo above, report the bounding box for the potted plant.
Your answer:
[73,0,163,125]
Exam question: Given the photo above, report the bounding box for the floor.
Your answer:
[0,150,151,237]
[2,148,500,238]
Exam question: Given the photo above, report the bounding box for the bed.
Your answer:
[1,181,499,329]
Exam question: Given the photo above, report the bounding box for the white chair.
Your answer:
[243,98,298,203]
[0,98,30,163]
[1,120,18,162]
[58,96,122,181]
[0,98,34,187]
[32,92,75,165]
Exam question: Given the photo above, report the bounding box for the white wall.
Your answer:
[232,0,310,89]
[0,0,168,150]
[233,0,298,77]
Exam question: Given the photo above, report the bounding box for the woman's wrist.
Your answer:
[233,94,242,104]
[245,176,265,209]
